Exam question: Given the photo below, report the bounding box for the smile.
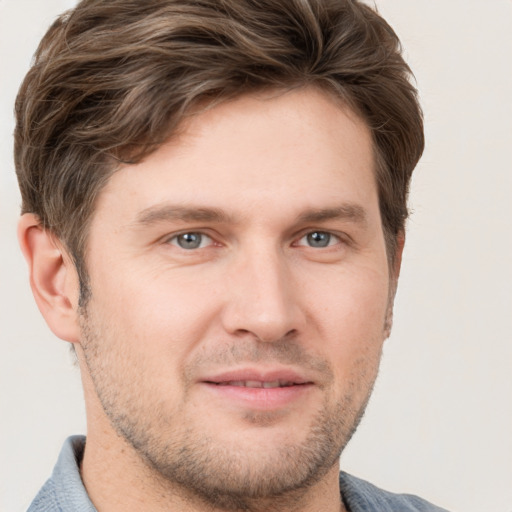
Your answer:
[200,370,315,411]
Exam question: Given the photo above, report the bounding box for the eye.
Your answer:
[169,232,213,250]
[297,231,340,248]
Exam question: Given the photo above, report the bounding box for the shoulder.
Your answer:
[27,477,61,512]
[27,436,96,512]
[339,471,450,512]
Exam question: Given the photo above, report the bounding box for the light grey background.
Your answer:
[1,1,511,511]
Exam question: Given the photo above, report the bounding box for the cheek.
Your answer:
[88,265,222,358]
[307,267,390,335]
[304,266,389,375]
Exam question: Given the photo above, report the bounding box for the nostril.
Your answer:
[221,288,305,343]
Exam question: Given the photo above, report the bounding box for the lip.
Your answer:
[199,367,315,410]
[202,367,312,385]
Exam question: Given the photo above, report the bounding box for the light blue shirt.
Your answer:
[28,436,449,511]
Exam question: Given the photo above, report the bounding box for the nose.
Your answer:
[220,245,305,343]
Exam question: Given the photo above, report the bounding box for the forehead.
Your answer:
[93,87,377,226]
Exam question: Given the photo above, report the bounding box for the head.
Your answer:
[15,0,423,300]
[15,0,423,509]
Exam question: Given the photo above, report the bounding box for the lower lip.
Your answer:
[201,382,314,410]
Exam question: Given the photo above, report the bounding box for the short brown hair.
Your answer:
[15,0,423,292]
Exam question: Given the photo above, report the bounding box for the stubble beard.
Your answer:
[129,388,371,511]
[79,306,382,511]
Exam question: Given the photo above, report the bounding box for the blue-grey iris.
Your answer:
[177,233,202,249]
[307,232,331,248]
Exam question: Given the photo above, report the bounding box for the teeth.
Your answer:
[245,380,263,388]
[217,380,294,388]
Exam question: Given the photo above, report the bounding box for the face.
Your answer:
[78,88,394,506]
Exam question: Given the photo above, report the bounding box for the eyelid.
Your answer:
[164,230,215,249]
[293,229,345,248]
[160,228,350,249]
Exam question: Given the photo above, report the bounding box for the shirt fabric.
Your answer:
[28,436,449,512]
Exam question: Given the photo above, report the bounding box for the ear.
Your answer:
[18,213,81,343]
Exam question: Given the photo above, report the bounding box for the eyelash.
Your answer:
[166,230,345,251]
[295,231,342,249]
[167,232,214,250]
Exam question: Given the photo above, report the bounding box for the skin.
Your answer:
[19,88,402,512]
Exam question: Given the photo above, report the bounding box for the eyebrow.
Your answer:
[133,202,368,228]
[135,204,234,226]
[296,204,368,226]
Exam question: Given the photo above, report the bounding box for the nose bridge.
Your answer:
[222,239,301,342]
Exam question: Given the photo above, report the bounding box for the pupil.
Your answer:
[308,232,330,248]
[178,233,201,249]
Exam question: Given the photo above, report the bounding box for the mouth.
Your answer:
[209,380,300,389]
[202,368,312,387]
[200,369,314,410]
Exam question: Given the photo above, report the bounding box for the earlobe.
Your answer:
[18,213,81,343]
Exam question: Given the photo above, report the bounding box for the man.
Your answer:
[14,0,447,511]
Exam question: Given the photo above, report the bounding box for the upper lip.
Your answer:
[200,367,313,386]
